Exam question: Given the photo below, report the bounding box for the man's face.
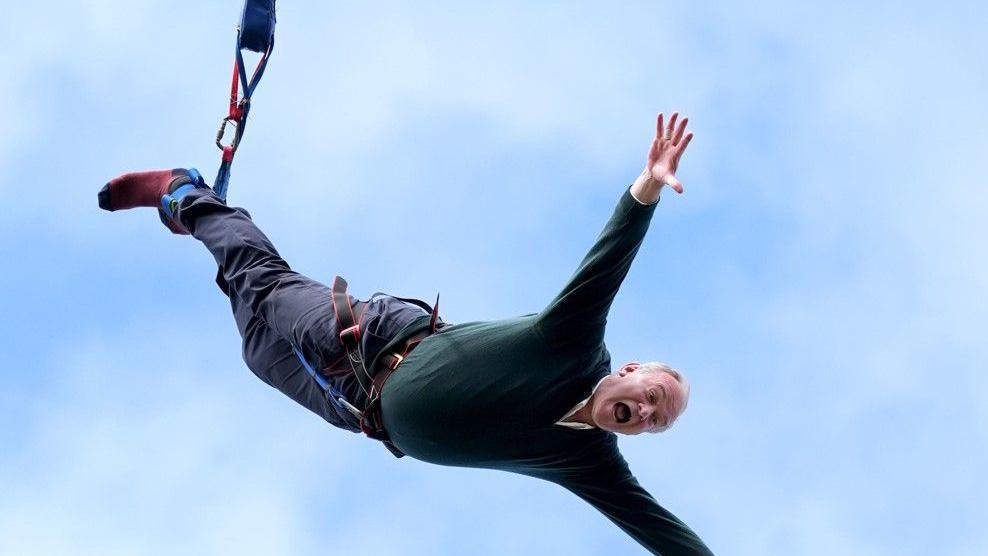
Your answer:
[590,363,687,435]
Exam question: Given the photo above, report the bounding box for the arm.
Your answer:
[535,112,694,347]
[534,187,658,347]
[563,451,713,556]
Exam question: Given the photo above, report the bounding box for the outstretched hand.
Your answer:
[631,112,694,204]
[647,112,693,194]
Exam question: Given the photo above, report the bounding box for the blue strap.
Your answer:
[292,345,362,430]
[214,160,233,201]
[160,168,206,218]
[238,0,276,53]
[236,37,273,102]
[235,0,276,124]
[293,345,331,391]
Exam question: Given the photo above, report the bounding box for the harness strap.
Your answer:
[291,345,361,431]
[332,276,375,397]
[213,0,276,200]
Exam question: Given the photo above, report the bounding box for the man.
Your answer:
[98,112,711,555]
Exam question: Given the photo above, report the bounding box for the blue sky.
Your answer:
[1,1,986,554]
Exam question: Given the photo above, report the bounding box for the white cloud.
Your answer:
[2,1,987,554]
[0,317,356,555]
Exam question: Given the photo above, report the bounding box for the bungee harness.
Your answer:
[294,277,444,458]
[213,0,276,200]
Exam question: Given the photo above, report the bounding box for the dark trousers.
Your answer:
[176,190,429,432]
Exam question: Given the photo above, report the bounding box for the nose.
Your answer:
[638,402,652,421]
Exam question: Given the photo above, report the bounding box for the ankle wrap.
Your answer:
[160,168,207,220]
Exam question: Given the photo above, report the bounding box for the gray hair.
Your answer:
[637,362,690,433]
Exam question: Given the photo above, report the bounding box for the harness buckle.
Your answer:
[389,353,404,370]
[339,324,361,343]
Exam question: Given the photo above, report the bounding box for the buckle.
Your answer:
[339,324,360,342]
[389,353,404,370]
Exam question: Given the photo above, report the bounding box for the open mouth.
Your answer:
[614,402,632,424]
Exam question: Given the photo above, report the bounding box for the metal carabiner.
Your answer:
[215,115,242,151]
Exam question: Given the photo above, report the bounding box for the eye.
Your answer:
[648,390,655,403]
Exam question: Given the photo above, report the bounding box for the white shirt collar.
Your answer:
[555,376,608,430]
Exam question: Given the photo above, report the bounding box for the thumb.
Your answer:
[664,175,684,194]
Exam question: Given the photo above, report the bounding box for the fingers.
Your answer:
[649,137,660,159]
[677,131,693,153]
[673,117,688,145]
[657,111,690,144]
[665,175,684,194]
[670,132,694,172]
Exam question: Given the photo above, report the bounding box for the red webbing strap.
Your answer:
[331,276,373,396]
[222,58,247,155]
[229,60,241,120]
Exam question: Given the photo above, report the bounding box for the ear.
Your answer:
[617,361,640,377]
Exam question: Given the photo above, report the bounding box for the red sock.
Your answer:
[99,169,186,211]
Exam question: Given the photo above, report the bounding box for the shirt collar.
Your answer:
[555,376,608,430]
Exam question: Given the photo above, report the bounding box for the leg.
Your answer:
[98,171,364,429]
[228,293,358,431]
[175,190,340,372]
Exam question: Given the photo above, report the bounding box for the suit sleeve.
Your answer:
[535,188,657,348]
[561,450,713,556]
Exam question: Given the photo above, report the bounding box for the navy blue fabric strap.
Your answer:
[160,168,205,218]
[234,0,275,121]
[293,345,331,391]
[239,0,276,53]
[292,345,362,430]
[214,160,233,200]
[236,35,273,101]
